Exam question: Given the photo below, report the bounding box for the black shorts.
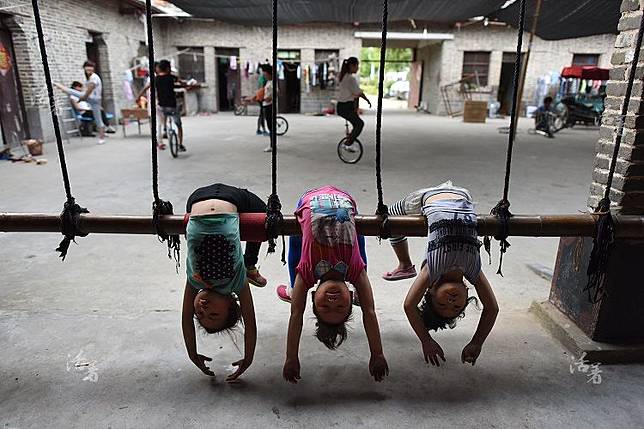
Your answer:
[186,183,266,214]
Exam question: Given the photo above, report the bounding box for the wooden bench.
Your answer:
[120,108,150,137]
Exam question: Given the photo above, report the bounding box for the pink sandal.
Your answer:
[276,285,291,303]
[382,265,417,281]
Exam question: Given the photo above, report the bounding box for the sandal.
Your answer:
[382,265,417,281]
[276,285,291,303]
[157,143,166,150]
[247,267,267,287]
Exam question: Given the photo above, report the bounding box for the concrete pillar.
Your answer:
[203,46,217,112]
[541,0,644,361]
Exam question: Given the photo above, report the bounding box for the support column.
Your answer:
[203,46,217,113]
[538,0,644,362]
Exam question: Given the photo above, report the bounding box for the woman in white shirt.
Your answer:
[55,61,106,144]
[336,57,371,146]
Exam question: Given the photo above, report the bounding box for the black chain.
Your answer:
[31,0,89,260]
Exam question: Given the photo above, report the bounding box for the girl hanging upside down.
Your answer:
[181,183,268,380]
[277,185,389,383]
[384,181,499,367]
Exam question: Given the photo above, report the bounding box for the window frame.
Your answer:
[462,51,491,87]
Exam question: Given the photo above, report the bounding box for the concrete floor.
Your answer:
[1,111,643,428]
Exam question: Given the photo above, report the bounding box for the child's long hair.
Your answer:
[339,57,359,82]
[419,289,479,331]
[312,300,353,350]
[195,294,242,335]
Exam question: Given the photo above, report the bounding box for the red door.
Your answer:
[0,28,27,147]
[408,61,422,109]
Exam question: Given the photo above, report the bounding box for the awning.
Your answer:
[167,0,622,40]
[561,66,610,80]
[168,0,508,25]
[492,0,621,40]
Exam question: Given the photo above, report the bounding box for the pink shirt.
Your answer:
[295,186,366,287]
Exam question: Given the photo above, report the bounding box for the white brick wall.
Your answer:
[1,2,616,139]
[425,24,615,115]
[1,0,149,141]
[157,19,361,113]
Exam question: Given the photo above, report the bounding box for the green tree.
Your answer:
[359,48,412,95]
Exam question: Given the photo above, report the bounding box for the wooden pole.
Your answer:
[2,212,644,239]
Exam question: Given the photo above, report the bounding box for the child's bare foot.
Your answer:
[382,265,416,281]
[246,267,267,287]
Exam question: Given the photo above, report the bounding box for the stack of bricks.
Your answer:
[589,0,644,214]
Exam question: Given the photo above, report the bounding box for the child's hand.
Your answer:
[422,338,446,367]
[369,354,389,382]
[226,357,253,382]
[283,357,301,384]
[190,353,215,376]
[461,342,482,365]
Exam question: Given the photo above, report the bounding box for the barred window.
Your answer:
[177,47,205,82]
[462,51,490,86]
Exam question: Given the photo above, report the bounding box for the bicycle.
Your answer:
[530,108,567,138]
[337,120,363,164]
[234,97,288,136]
[234,97,253,116]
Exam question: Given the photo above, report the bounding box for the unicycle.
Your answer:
[337,120,363,164]
[276,115,289,136]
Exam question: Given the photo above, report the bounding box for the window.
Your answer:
[462,51,490,86]
[314,49,340,88]
[277,50,301,61]
[572,54,600,66]
[177,47,205,82]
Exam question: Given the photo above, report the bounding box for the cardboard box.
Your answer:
[463,100,488,123]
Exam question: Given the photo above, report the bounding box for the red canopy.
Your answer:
[561,66,609,80]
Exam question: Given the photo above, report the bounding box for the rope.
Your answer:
[265,0,285,263]
[585,12,644,303]
[374,0,390,240]
[31,0,89,260]
[484,0,526,275]
[145,0,180,269]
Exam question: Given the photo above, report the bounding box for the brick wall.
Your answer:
[157,19,361,113]
[416,42,443,114]
[588,0,644,214]
[0,0,148,141]
[423,25,615,116]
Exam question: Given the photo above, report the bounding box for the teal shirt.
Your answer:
[258,74,267,90]
[186,213,246,296]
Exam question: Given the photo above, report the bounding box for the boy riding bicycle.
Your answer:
[139,60,186,151]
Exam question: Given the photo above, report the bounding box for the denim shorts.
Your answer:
[160,106,182,127]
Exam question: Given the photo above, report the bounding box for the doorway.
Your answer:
[498,52,525,115]
[85,32,114,113]
[0,23,28,148]
[277,50,301,113]
[216,47,241,111]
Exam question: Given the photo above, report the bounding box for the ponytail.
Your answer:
[339,57,359,82]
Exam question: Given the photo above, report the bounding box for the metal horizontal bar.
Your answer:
[2,212,644,239]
